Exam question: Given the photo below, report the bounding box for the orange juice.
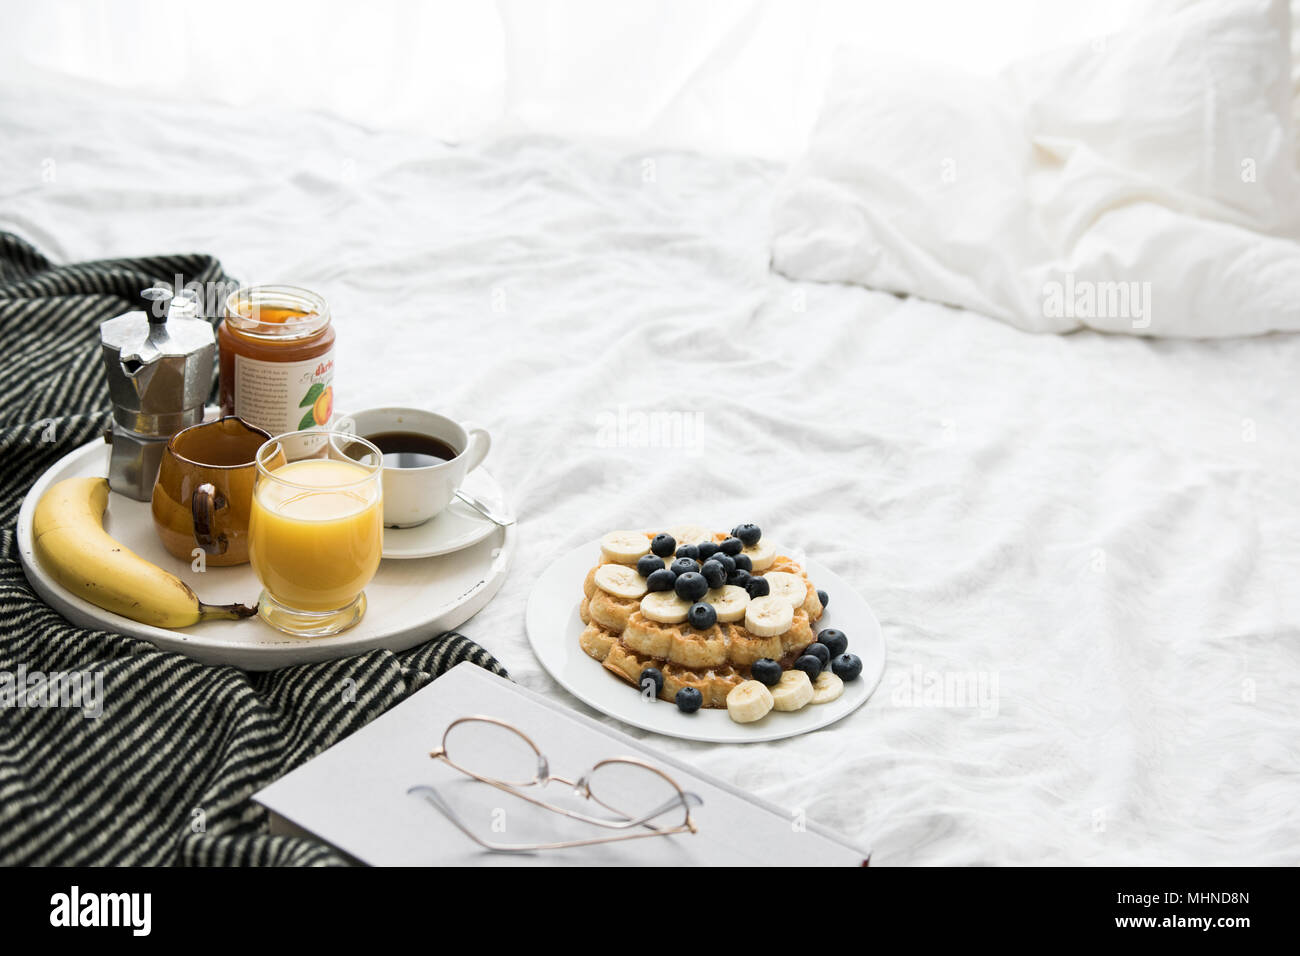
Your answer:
[248,458,383,612]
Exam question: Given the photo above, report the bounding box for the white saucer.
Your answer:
[381,466,508,559]
[525,538,885,743]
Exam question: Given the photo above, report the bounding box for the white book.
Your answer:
[254,661,869,866]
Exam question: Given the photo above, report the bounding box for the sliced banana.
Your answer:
[763,571,807,608]
[744,594,793,637]
[770,670,814,712]
[704,585,749,623]
[742,539,776,572]
[640,591,691,624]
[600,530,651,564]
[593,564,648,600]
[668,524,713,546]
[726,680,774,723]
[811,671,844,704]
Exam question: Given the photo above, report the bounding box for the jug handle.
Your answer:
[192,483,229,556]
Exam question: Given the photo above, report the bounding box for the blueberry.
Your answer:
[639,667,665,696]
[700,559,726,589]
[650,533,676,558]
[710,552,736,574]
[831,653,862,682]
[732,553,752,572]
[745,575,770,598]
[687,601,717,630]
[675,544,700,561]
[670,557,700,577]
[817,589,829,609]
[803,642,830,666]
[727,569,752,589]
[733,523,761,546]
[696,541,720,561]
[794,655,823,681]
[675,571,708,602]
[818,628,848,657]
[719,536,743,556]
[636,554,664,578]
[645,568,677,592]
[751,658,782,686]
[675,687,703,713]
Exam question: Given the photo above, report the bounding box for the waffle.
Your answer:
[621,609,813,668]
[581,565,640,633]
[578,526,828,709]
[582,622,746,708]
[582,553,822,646]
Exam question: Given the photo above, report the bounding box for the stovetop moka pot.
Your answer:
[99,287,216,500]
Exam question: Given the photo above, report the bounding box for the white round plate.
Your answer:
[525,538,884,743]
[18,440,516,670]
[381,467,504,559]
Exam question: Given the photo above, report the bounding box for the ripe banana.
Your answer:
[811,671,844,704]
[741,539,776,572]
[770,670,813,712]
[745,594,793,637]
[763,571,807,609]
[667,524,712,546]
[593,564,647,600]
[726,679,774,723]
[704,584,749,623]
[33,477,255,629]
[640,591,691,624]
[600,530,651,564]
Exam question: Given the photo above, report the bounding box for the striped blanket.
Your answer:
[0,233,505,865]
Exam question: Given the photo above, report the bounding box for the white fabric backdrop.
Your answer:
[0,0,1135,159]
[3,79,1298,864]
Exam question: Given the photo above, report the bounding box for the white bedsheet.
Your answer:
[4,76,1299,865]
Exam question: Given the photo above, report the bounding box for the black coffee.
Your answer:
[365,431,459,468]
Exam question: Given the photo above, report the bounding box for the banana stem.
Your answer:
[199,602,258,621]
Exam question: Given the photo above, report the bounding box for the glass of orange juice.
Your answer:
[249,430,383,637]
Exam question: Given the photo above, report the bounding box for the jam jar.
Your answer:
[218,286,335,437]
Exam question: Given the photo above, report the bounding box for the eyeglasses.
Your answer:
[407,715,701,853]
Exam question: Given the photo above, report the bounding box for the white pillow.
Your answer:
[772,0,1300,337]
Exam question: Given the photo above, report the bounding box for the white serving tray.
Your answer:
[17,439,516,670]
[525,537,884,743]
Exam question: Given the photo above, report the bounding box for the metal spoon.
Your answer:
[455,489,516,527]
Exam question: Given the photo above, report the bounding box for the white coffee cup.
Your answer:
[341,407,491,528]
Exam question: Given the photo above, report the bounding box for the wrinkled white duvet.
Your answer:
[773,0,1300,338]
[3,77,1298,865]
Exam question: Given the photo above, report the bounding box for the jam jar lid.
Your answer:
[223,285,331,341]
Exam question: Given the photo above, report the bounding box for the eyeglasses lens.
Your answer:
[442,719,542,787]
[586,761,686,826]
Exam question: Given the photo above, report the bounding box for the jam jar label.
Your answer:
[233,352,334,436]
